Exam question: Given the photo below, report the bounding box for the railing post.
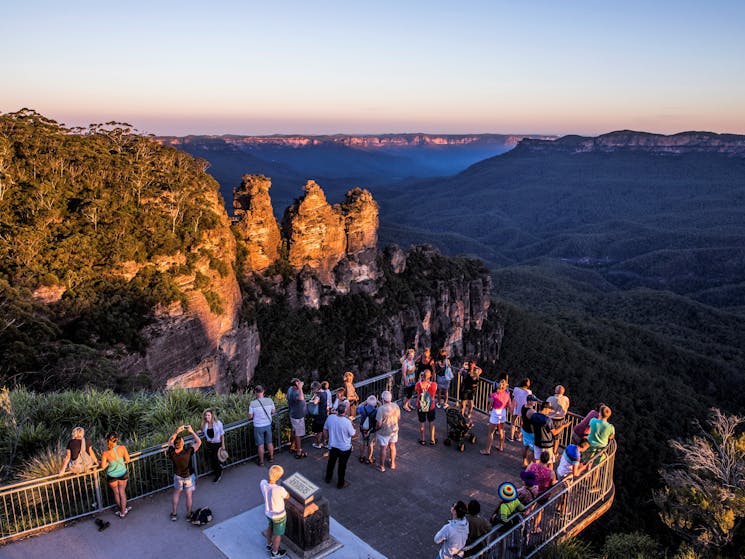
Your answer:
[94,472,104,513]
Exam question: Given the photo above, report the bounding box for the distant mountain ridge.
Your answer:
[518,130,745,156]
[158,132,555,150]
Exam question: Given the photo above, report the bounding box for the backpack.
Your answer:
[69,439,95,474]
[189,507,213,526]
[360,405,377,433]
[419,385,432,412]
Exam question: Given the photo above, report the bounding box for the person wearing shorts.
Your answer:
[166,424,202,521]
[480,379,511,455]
[459,361,482,419]
[100,431,131,519]
[415,370,438,445]
[287,378,308,458]
[375,390,400,471]
[261,465,289,558]
[249,385,276,465]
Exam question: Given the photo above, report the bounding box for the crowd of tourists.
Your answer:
[57,346,615,559]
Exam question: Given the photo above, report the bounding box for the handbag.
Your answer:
[307,396,319,416]
[69,438,95,473]
[217,447,229,463]
[444,363,454,382]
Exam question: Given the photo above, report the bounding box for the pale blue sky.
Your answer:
[1,1,744,135]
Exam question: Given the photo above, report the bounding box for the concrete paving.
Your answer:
[1,407,526,559]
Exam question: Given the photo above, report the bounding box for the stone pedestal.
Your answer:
[283,473,341,558]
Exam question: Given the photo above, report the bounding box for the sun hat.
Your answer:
[498,482,518,502]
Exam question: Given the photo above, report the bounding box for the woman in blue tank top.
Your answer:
[100,431,131,518]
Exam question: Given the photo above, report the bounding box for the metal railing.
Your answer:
[0,411,285,541]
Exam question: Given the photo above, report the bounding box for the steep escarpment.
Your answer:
[518,130,745,156]
[0,110,258,392]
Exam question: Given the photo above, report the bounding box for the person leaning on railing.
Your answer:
[59,426,98,475]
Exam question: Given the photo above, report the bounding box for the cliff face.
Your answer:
[233,174,281,274]
[519,130,745,156]
[119,187,259,392]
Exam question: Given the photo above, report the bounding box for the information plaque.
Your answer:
[283,472,320,505]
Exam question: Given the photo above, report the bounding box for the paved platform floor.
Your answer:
[2,406,527,559]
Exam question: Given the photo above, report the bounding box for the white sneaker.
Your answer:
[443,403,450,409]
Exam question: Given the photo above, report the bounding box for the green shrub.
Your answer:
[539,537,597,559]
[602,532,663,559]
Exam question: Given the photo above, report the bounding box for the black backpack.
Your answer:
[189,507,213,526]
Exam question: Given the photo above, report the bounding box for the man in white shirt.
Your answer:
[323,401,356,489]
[249,386,276,466]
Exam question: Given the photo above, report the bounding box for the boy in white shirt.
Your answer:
[260,465,289,558]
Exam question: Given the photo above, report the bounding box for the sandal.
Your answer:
[295,451,308,459]
[480,449,491,456]
[430,439,437,446]
[419,440,427,446]
[378,465,385,472]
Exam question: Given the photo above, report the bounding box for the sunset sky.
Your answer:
[2,0,744,136]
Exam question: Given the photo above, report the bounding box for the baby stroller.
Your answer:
[443,407,477,452]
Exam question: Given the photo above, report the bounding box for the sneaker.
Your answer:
[436,403,442,409]
[170,512,177,521]
[270,548,287,558]
[312,443,323,449]
[443,403,449,409]
[266,544,272,551]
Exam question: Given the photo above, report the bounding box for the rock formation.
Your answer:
[282,180,347,285]
[341,187,378,254]
[233,174,281,273]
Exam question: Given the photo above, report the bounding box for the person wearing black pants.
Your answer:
[201,409,225,483]
[323,402,356,489]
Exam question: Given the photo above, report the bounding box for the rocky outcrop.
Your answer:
[520,130,745,157]
[341,187,378,254]
[233,174,282,273]
[279,181,381,290]
[282,180,347,285]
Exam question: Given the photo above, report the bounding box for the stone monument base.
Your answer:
[284,495,342,558]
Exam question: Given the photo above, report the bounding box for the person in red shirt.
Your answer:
[415,369,438,445]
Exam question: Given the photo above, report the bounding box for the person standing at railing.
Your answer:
[401,348,417,412]
[434,348,453,409]
[480,379,511,455]
[100,432,131,519]
[249,386,277,466]
[524,451,557,534]
[357,395,378,464]
[510,378,532,443]
[343,372,359,420]
[520,395,540,467]
[59,426,98,475]
[547,385,570,455]
[166,424,202,521]
[310,381,329,451]
[287,378,308,459]
[571,403,605,446]
[458,361,482,420]
[530,400,568,467]
[585,405,615,466]
[434,500,469,559]
[556,439,590,516]
[201,409,225,483]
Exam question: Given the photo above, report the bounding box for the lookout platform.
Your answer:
[2,407,532,559]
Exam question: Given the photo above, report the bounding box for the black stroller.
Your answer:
[443,407,477,452]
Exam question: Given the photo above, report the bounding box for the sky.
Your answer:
[2,0,744,136]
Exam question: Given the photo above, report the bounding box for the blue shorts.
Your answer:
[522,431,534,448]
[254,424,273,446]
[174,473,196,492]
